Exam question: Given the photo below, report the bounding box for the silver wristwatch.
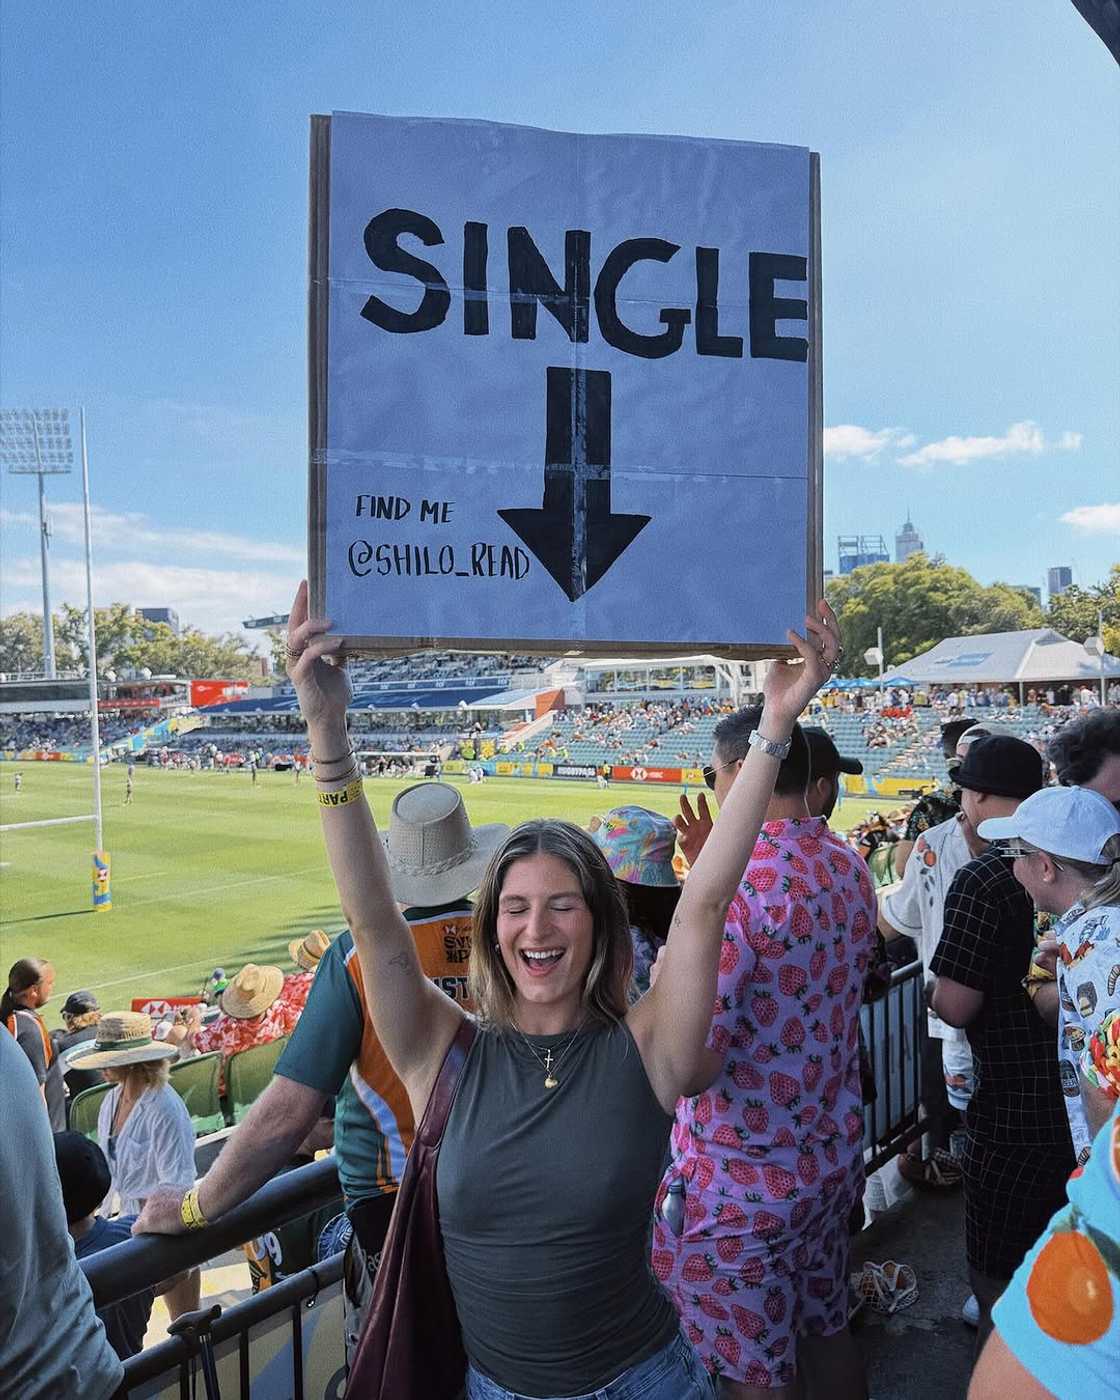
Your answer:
[747,728,792,760]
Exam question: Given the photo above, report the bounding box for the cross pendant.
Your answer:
[543,1049,554,1073]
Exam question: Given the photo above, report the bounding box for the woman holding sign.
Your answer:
[283,580,841,1400]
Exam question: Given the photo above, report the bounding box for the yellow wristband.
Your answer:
[317,778,364,808]
[180,1186,208,1231]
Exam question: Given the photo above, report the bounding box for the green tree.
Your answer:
[0,612,45,674]
[826,553,1045,676]
[1047,564,1120,653]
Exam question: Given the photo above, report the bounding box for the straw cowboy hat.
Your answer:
[288,929,331,972]
[68,1010,179,1069]
[381,782,509,906]
[221,964,284,1020]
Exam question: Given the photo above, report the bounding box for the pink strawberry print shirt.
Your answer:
[665,817,876,1237]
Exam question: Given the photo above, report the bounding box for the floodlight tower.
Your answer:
[0,408,74,677]
[0,407,104,861]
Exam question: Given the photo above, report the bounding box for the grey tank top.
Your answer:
[436,1021,679,1398]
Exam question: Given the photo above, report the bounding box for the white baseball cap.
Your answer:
[979,785,1120,864]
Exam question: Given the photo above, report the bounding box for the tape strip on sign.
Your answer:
[309,112,822,659]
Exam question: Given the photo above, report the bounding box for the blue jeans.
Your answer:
[465,1329,716,1400]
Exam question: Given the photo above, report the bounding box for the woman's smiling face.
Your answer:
[496,852,595,1027]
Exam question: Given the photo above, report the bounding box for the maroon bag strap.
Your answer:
[344,1016,478,1400]
[414,1017,478,1150]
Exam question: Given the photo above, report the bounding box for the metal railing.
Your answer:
[83,1158,341,1309]
[861,959,928,1172]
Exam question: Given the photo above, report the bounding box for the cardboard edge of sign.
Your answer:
[306,114,824,665]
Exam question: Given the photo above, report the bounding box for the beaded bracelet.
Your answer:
[317,779,364,808]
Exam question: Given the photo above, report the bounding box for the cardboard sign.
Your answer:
[309,113,821,658]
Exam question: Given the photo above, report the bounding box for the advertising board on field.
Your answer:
[309,112,822,659]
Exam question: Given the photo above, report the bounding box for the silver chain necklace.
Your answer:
[513,1017,586,1089]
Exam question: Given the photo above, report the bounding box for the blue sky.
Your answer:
[1,1,1117,643]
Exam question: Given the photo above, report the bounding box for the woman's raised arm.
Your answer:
[286,582,463,1112]
[629,601,841,1110]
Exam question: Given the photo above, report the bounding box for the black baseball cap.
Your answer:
[954,734,1045,801]
[53,1131,111,1223]
[61,989,100,1018]
[803,726,864,778]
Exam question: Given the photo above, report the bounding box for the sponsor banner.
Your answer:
[612,765,683,784]
[480,739,497,759]
[680,767,705,785]
[131,995,203,1019]
[98,697,163,712]
[441,759,466,774]
[537,762,554,776]
[494,761,515,775]
[515,763,537,776]
[554,763,599,780]
[189,678,252,708]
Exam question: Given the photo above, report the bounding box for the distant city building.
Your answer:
[1016,585,1043,608]
[1047,566,1073,599]
[136,607,180,635]
[894,514,924,563]
[837,534,890,575]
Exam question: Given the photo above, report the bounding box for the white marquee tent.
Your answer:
[882,628,1120,689]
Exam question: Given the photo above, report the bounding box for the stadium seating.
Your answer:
[68,1080,113,1140]
[169,1051,225,1134]
[226,1035,290,1124]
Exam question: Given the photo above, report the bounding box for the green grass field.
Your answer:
[1,764,883,1028]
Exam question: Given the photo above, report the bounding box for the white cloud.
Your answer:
[898,420,1082,468]
[0,554,299,638]
[0,502,303,565]
[823,425,916,459]
[1060,503,1120,536]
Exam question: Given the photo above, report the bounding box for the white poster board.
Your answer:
[309,112,821,658]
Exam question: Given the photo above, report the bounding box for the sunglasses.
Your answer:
[702,757,740,791]
[998,838,1065,871]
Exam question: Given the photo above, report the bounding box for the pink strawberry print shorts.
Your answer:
[652,1175,859,1388]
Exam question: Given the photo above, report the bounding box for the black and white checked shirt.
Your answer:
[931,848,1072,1150]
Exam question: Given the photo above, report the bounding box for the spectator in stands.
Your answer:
[287,928,330,1001]
[0,1025,123,1399]
[589,806,681,997]
[134,781,508,1367]
[51,989,106,1106]
[69,1011,199,1319]
[803,726,863,821]
[2,957,65,1129]
[1049,707,1120,810]
[186,962,302,1080]
[968,1098,1120,1400]
[276,583,838,1398]
[929,735,1073,1354]
[53,1131,186,1360]
[892,719,982,878]
[982,785,1120,1161]
[657,706,875,1397]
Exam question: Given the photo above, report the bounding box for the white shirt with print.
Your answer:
[1054,899,1120,1162]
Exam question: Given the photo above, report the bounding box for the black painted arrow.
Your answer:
[499,366,651,602]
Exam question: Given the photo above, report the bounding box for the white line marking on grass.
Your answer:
[84,958,224,993]
[117,865,326,910]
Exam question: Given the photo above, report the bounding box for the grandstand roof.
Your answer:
[882,629,1120,685]
[462,688,549,711]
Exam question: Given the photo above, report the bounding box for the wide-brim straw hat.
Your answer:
[68,1010,179,1069]
[221,963,284,1020]
[380,781,509,906]
[288,929,331,972]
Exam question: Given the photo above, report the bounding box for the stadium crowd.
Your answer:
[4,627,1120,1397]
